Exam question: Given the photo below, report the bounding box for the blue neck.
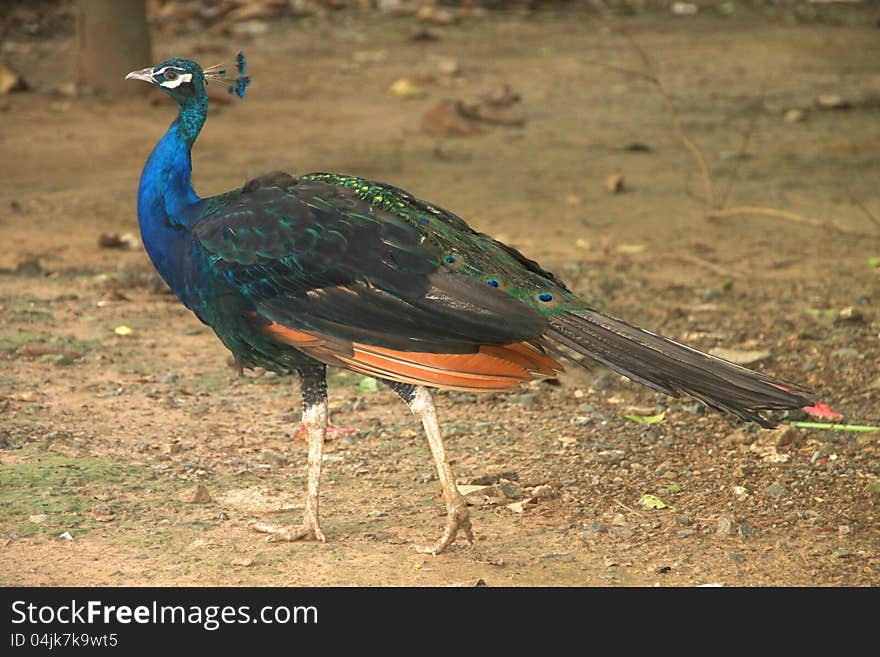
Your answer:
[137,98,206,297]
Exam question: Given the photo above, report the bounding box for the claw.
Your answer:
[252,516,326,543]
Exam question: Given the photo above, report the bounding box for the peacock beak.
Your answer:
[125,67,156,83]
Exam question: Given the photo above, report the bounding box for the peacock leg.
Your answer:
[388,381,473,555]
[253,365,327,543]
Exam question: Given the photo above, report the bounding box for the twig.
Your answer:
[707,206,880,240]
[666,253,745,279]
[846,189,880,231]
[720,92,766,207]
[618,31,719,210]
[613,499,643,516]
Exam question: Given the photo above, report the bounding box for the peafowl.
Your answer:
[127,55,812,554]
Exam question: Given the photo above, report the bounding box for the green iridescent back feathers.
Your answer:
[184,171,569,360]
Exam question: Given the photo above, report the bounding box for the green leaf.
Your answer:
[356,377,379,393]
[639,494,668,509]
[624,411,666,424]
[869,256,880,269]
[667,483,682,494]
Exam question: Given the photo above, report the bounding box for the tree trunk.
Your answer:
[76,0,152,96]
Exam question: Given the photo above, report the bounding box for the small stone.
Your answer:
[717,514,737,536]
[838,525,852,537]
[512,393,538,409]
[580,521,606,538]
[833,348,859,359]
[261,449,287,466]
[725,429,754,446]
[416,5,458,25]
[498,483,523,500]
[677,529,696,538]
[179,484,212,504]
[784,108,806,123]
[59,531,74,541]
[540,551,571,559]
[674,515,691,526]
[604,174,625,194]
[776,427,800,447]
[28,514,48,524]
[231,557,254,567]
[593,449,626,464]
[835,306,863,323]
[739,524,758,539]
[672,2,698,16]
[763,482,788,499]
[815,94,850,110]
[834,550,852,559]
[727,551,746,563]
[528,484,557,500]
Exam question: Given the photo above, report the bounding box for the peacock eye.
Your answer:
[164,69,179,81]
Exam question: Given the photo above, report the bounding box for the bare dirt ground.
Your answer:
[1,6,879,586]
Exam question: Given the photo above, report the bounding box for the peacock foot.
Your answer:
[252,513,326,544]
[415,501,473,556]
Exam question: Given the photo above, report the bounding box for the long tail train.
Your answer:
[547,310,813,428]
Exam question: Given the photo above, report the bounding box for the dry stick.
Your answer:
[706,206,880,241]
[719,93,766,207]
[592,27,880,241]
[847,189,880,231]
[619,32,719,210]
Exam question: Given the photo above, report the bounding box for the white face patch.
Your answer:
[154,65,193,89]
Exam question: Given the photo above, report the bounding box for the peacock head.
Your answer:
[125,52,250,104]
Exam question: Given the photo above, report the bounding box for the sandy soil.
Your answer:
[1,6,878,586]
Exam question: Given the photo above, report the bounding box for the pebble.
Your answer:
[580,521,606,538]
[179,484,211,504]
[763,482,788,499]
[835,306,863,323]
[784,108,807,123]
[677,529,696,538]
[674,515,691,526]
[838,525,852,537]
[716,514,737,536]
[593,449,626,464]
[832,348,859,359]
[727,551,746,563]
[739,524,758,539]
[512,393,538,409]
[540,551,572,560]
[261,449,287,466]
[834,550,852,559]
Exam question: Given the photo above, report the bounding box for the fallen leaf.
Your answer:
[639,494,668,509]
[624,411,666,424]
[114,325,133,336]
[506,498,535,513]
[356,377,379,393]
[616,244,647,255]
[389,78,425,98]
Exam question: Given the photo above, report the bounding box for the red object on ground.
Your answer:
[801,402,843,420]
